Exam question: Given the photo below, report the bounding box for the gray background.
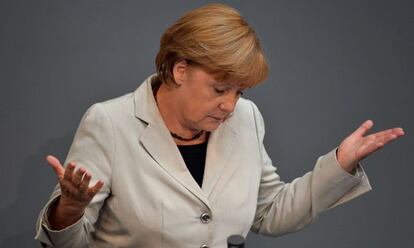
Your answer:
[1,0,413,247]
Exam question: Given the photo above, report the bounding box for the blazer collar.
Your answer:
[134,74,240,209]
[133,74,160,126]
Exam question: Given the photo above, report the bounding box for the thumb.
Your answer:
[46,155,65,180]
[351,120,374,138]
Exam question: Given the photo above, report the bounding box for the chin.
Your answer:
[195,116,225,132]
[201,122,222,132]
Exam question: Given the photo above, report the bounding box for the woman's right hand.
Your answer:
[46,155,104,229]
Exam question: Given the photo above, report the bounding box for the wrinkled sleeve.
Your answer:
[34,103,114,247]
[249,101,372,236]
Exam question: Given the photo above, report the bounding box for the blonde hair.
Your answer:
[155,3,268,88]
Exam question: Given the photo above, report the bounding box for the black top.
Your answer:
[177,142,208,187]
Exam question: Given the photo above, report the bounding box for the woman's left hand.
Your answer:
[337,120,405,173]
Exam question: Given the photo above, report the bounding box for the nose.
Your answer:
[219,92,239,113]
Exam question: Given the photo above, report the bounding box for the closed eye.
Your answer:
[214,88,244,97]
[214,88,227,94]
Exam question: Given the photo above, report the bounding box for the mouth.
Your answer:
[210,116,226,122]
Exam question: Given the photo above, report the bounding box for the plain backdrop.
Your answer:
[0,0,413,247]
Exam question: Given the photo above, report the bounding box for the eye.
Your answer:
[214,87,227,94]
[237,90,244,96]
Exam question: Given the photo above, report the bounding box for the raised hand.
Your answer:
[46,155,104,229]
[337,120,405,173]
[47,155,104,211]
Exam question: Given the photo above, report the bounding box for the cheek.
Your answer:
[183,89,220,120]
[190,105,214,120]
[201,103,220,116]
[187,98,218,116]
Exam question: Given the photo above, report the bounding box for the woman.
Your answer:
[35,3,404,248]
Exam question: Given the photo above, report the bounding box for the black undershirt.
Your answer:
[177,142,207,187]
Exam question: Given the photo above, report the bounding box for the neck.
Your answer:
[155,83,206,144]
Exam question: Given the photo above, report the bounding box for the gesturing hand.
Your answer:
[46,155,104,213]
[337,120,405,173]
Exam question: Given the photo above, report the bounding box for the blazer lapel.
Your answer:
[202,121,238,200]
[134,75,210,208]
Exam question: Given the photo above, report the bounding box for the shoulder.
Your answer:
[99,92,135,115]
[233,98,263,124]
[225,98,265,133]
[234,98,266,141]
[79,92,136,131]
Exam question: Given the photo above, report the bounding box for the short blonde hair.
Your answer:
[155,3,268,88]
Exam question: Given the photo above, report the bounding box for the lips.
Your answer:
[210,116,226,122]
[212,112,233,120]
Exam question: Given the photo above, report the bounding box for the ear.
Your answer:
[172,59,188,86]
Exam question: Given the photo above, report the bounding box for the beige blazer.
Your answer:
[35,74,372,248]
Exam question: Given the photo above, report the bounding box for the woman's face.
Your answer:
[174,61,244,132]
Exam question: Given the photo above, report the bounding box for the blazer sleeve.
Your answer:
[249,101,372,236]
[34,103,114,247]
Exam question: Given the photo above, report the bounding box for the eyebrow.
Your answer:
[221,83,245,90]
[213,82,233,88]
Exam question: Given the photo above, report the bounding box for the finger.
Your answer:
[63,162,76,182]
[375,128,405,146]
[357,139,384,160]
[367,127,404,143]
[356,127,404,161]
[72,167,86,187]
[352,120,374,138]
[46,155,66,180]
[78,172,91,193]
[87,180,104,198]
[392,127,405,136]
[367,127,401,139]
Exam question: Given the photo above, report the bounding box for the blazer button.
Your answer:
[200,212,211,224]
[200,244,209,248]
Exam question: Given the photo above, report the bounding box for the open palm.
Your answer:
[46,155,104,211]
[337,120,405,173]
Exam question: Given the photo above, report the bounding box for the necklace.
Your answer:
[170,130,204,141]
[152,79,204,141]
